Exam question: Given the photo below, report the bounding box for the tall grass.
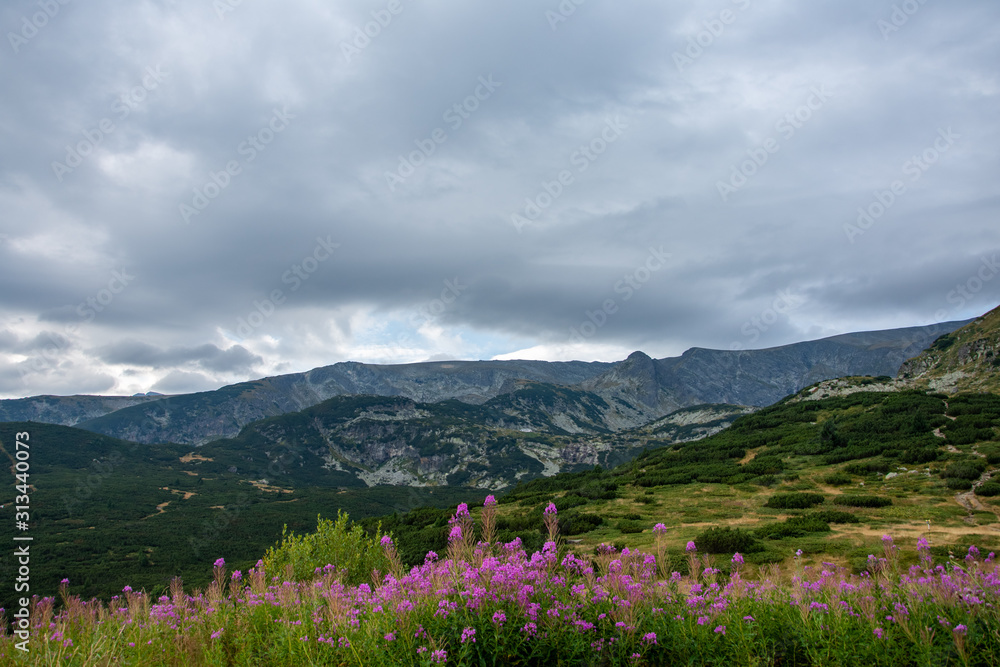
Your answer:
[2,497,999,665]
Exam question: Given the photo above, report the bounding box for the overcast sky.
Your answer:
[1,0,998,399]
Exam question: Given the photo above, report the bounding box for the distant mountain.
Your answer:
[0,319,971,445]
[0,393,168,426]
[899,304,1000,394]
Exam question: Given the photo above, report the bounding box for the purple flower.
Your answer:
[384,632,395,642]
[654,523,667,535]
[686,541,697,553]
[231,570,242,581]
[431,649,447,664]
[380,535,394,549]
[642,632,657,645]
[795,549,803,558]
[214,557,225,568]
[874,628,883,639]
[122,585,132,593]
[484,495,497,507]
[449,525,463,542]
[61,578,69,585]
[461,627,476,643]
[732,552,744,565]
[492,610,507,626]
[954,625,968,636]
[211,628,224,639]
[714,625,726,635]
[544,502,557,515]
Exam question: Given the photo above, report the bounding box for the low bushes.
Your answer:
[833,495,892,508]
[694,526,763,554]
[764,492,825,510]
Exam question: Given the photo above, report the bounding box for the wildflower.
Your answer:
[697,616,708,625]
[686,541,697,553]
[484,495,497,506]
[461,627,476,643]
[654,523,667,535]
[381,535,393,549]
[214,557,225,568]
[61,578,69,585]
[743,615,755,623]
[732,552,744,566]
[642,632,657,645]
[122,585,132,593]
[211,628,224,639]
[954,625,967,636]
[544,502,557,515]
[715,625,726,635]
[339,636,351,648]
[431,649,447,664]
[874,628,884,639]
[231,570,242,581]
[492,610,507,626]
[449,525,463,542]
[384,633,395,642]
[795,549,803,558]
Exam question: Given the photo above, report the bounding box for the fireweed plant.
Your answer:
[2,498,999,665]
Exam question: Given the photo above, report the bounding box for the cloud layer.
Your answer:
[1,0,998,397]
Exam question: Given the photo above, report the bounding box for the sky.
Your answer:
[1,0,998,399]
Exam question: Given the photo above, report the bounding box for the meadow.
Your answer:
[2,497,999,666]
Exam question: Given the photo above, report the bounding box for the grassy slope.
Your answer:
[377,390,1000,574]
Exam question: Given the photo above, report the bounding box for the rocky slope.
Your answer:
[899,304,1000,394]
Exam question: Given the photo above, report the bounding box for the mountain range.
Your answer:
[0,319,970,446]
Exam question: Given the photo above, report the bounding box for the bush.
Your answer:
[946,478,973,491]
[561,513,604,535]
[976,482,1000,497]
[694,526,763,554]
[823,472,853,486]
[808,509,860,524]
[764,492,825,510]
[844,461,891,475]
[755,516,830,540]
[617,520,645,534]
[833,496,892,508]
[262,511,391,585]
[941,462,986,481]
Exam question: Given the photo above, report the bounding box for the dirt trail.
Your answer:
[142,501,171,519]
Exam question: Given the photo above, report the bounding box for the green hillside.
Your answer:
[374,389,1000,572]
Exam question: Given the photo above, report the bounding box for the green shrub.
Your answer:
[946,478,973,491]
[844,461,891,475]
[262,511,391,585]
[554,494,588,511]
[941,461,986,481]
[975,482,1000,497]
[561,513,604,535]
[833,495,892,508]
[823,472,853,486]
[694,526,763,554]
[617,520,645,534]
[755,516,830,540]
[808,509,860,524]
[764,492,825,510]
